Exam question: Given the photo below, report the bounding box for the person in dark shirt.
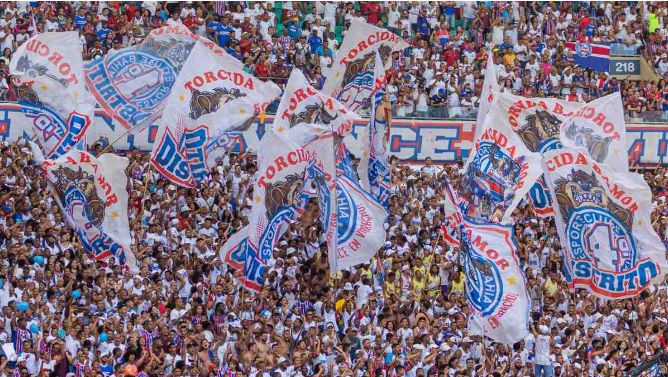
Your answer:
[216,17,233,47]
[307,29,322,54]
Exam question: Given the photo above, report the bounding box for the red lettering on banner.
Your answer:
[338,32,398,65]
[257,149,309,188]
[184,70,255,91]
[281,86,319,120]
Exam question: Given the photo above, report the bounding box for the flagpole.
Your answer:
[95,127,134,157]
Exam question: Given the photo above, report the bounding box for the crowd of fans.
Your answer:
[0,1,666,118]
[0,1,668,377]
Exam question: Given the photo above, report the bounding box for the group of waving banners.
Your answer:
[13,20,667,345]
[445,54,668,344]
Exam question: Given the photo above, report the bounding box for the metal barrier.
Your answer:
[629,354,668,377]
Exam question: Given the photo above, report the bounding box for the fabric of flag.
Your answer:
[85,24,230,132]
[469,51,501,164]
[272,69,360,136]
[324,19,408,113]
[219,124,326,291]
[9,31,95,158]
[150,39,280,188]
[490,92,582,218]
[459,101,542,223]
[37,148,137,272]
[12,328,31,355]
[364,51,392,207]
[442,177,462,248]
[461,217,530,344]
[542,148,668,298]
[564,42,610,73]
[559,92,628,172]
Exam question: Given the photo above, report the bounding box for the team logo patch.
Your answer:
[337,45,392,110]
[462,142,522,219]
[575,42,592,57]
[555,169,636,272]
[564,122,614,163]
[461,228,504,317]
[336,180,359,243]
[517,109,562,152]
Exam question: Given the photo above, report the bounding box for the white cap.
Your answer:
[344,282,354,291]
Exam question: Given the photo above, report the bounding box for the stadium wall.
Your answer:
[0,102,664,165]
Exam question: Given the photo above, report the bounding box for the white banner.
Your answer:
[460,101,542,222]
[461,218,530,344]
[560,92,628,171]
[470,52,501,156]
[150,39,280,187]
[272,69,360,136]
[10,31,95,158]
[542,148,668,298]
[324,20,408,112]
[40,150,135,271]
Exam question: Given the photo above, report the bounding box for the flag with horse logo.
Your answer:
[559,92,628,172]
[461,217,530,344]
[219,124,326,291]
[10,31,95,158]
[493,92,582,218]
[85,25,231,132]
[38,149,136,271]
[324,19,408,113]
[459,102,542,223]
[272,69,360,136]
[542,148,668,298]
[150,39,280,188]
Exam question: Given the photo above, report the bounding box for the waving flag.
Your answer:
[470,51,501,158]
[10,31,95,158]
[272,69,360,136]
[150,39,280,187]
[461,218,530,344]
[459,102,542,222]
[492,92,582,218]
[361,51,392,207]
[219,124,325,291]
[564,42,610,73]
[324,19,408,113]
[542,148,668,298]
[37,149,136,271]
[85,25,230,132]
[560,92,628,171]
[442,177,462,248]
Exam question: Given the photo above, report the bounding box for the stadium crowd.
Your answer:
[0,1,667,377]
[0,1,665,117]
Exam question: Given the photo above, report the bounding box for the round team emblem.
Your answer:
[567,207,637,273]
[336,181,358,243]
[575,42,592,58]
[462,234,504,317]
[106,51,177,109]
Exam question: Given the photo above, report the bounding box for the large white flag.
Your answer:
[85,24,231,132]
[474,92,582,218]
[542,148,668,298]
[460,102,542,223]
[560,92,628,171]
[324,20,408,112]
[150,39,280,187]
[219,124,326,290]
[471,51,501,153]
[272,69,360,136]
[360,51,392,206]
[461,218,530,344]
[10,31,96,158]
[39,150,136,271]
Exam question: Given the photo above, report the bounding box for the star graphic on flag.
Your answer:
[335,70,340,78]
[363,151,369,158]
[72,91,80,100]
[178,94,186,102]
[276,126,285,133]
[40,83,48,91]
[507,275,517,286]
[613,147,621,155]
[637,219,644,226]
[111,210,119,220]
[239,108,247,115]
[254,195,261,203]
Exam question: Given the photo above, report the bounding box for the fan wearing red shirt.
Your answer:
[443,45,458,67]
[254,57,270,79]
[365,3,381,25]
